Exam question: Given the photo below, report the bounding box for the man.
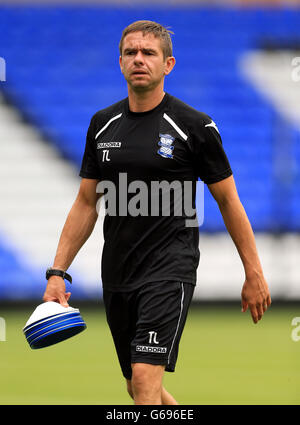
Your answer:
[43,20,271,405]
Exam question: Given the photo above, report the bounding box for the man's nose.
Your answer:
[134,51,144,65]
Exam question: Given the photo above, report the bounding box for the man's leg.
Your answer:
[161,387,178,405]
[126,364,178,405]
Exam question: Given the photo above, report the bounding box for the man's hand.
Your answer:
[241,274,271,324]
[43,276,71,308]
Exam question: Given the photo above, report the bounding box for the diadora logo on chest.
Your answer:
[157,133,175,159]
[97,141,122,149]
[97,141,122,162]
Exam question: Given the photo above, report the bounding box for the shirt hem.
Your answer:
[79,171,101,179]
[102,275,196,292]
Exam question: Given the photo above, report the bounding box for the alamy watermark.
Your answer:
[95,173,204,227]
[291,57,300,82]
[0,57,6,82]
[0,317,6,341]
[291,317,300,342]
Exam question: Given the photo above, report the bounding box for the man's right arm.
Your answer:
[43,178,101,307]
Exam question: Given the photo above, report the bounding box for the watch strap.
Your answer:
[46,268,72,284]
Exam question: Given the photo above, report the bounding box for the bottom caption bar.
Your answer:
[104,407,195,423]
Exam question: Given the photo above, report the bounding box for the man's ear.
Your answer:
[119,55,123,74]
[164,56,176,76]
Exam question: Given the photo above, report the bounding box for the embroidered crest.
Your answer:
[157,134,175,159]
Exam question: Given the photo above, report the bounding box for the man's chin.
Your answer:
[128,80,160,92]
[127,84,149,93]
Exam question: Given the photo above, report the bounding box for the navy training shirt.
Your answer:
[79,93,233,291]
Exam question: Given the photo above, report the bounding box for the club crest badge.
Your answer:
[157,134,175,159]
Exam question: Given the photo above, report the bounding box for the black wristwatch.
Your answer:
[46,268,72,284]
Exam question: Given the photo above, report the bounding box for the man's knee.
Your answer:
[131,363,164,394]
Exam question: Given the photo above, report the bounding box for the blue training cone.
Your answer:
[23,301,87,349]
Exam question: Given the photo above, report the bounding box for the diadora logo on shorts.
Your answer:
[136,345,167,354]
[157,133,175,159]
[136,331,166,353]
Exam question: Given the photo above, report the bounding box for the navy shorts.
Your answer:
[103,281,195,380]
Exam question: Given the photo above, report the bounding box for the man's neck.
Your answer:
[127,86,165,113]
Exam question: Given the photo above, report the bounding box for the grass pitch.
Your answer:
[0,302,299,405]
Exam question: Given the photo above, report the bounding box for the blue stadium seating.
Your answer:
[0,5,299,232]
[0,236,42,300]
[0,235,99,301]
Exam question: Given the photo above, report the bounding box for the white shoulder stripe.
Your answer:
[163,113,188,141]
[95,113,122,140]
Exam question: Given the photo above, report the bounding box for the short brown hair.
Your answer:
[119,20,174,59]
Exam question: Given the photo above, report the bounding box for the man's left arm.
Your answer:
[207,175,272,324]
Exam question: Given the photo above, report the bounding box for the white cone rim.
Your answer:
[23,310,80,332]
[24,301,78,328]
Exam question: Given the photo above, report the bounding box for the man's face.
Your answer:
[119,31,175,92]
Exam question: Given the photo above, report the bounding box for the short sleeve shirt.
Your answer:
[80,93,232,291]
